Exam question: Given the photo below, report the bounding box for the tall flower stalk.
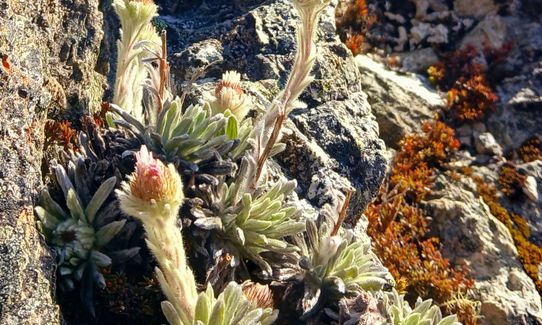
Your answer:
[117,146,278,324]
[112,0,160,121]
[117,146,198,324]
[251,0,330,187]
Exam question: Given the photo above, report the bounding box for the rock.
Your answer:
[164,0,389,216]
[410,22,449,46]
[523,176,539,203]
[473,122,487,133]
[286,92,389,216]
[0,0,105,324]
[426,173,542,325]
[507,161,542,239]
[457,123,473,136]
[454,0,499,18]
[475,132,503,156]
[487,23,541,149]
[460,14,507,51]
[356,55,441,148]
[398,47,439,72]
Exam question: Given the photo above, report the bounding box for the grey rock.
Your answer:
[356,55,440,148]
[460,14,507,51]
[286,92,389,217]
[523,176,539,203]
[485,17,542,149]
[454,0,499,18]
[0,0,105,324]
[475,132,503,156]
[397,47,439,72]
[506,161,542,240]
[426,173,542,325]
[165,0,389,217]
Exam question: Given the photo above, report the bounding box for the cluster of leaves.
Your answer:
[335,0,377,56]
[35,157,140,316]
[498,164,527,199]
[364,120,475,322]
[384,289,461,325]
[465,168,542,294]
[292,197,394,321]
[518,136,542,163]
[427,46,499,124]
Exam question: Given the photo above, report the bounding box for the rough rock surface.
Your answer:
[353,43,542,322]
[426,172,542,325]
[502,160,542,241]
[356,55,439,148]
[0,0,105,323]
[486,16,542,150]
[164,0,389,216]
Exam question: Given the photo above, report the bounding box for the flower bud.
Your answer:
[117,146,183,222]
[209,71,252,119]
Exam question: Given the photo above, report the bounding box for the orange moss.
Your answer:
[345,34,366,56]
[446,72,498,122]
[427,46,500,124]
[1,54,11,74]
[498,164,527,199]
[44,120,78,150]
[93,102,111,128]
[518,136,542,163]
[336,0,377,55]
[366,120,473,310]
[427,63,445,86]
[391,121,459,201]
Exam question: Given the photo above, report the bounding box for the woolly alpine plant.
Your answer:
[35,157,139,315]
[117,146,277,324]
[35,0,466,323]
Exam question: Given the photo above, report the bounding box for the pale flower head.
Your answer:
[316,235,343,267]
[117,146,183,222]
[209,71,252,120]
[293,0,330,11]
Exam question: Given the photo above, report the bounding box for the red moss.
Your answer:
[446,72,498,122]
[366,120,473,309]
[498,164,527,199]
[336,0,377,55]
[427,46,501,124]
[44,120,78,150]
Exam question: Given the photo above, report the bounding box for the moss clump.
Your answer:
[518,136,542,163]
[335,0,377,56]
[498,164,527,199]
[365,120,475,322]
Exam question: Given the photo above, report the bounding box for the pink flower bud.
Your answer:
[118,146,183,221]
